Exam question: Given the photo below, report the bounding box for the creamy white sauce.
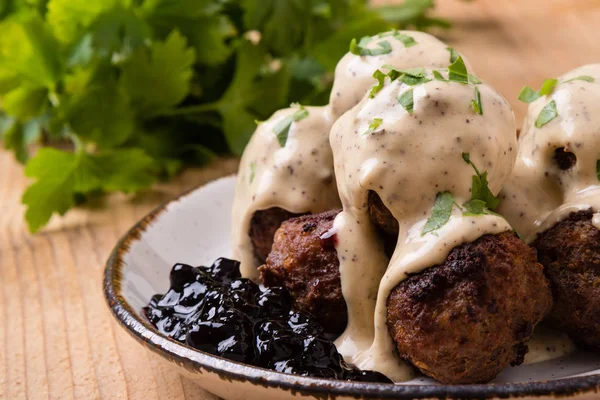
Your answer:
[233,31,469,278]
[498,64,600,242]
[231,105,340,279]
[329,31,472,119]
[329,71,517,380]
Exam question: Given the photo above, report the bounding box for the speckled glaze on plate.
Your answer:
[104,175,600,400]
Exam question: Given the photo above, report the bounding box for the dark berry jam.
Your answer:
[144,258,391,383]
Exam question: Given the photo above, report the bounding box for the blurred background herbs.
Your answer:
[0,0,456,232]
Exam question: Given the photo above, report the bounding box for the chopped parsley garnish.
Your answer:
[597,160,600,182]
[565,75,595,83]
[446,47,459,63]
[462,199,491,216]
[273,105,310,147]
[350,37,392,56]
[518,78,558,103]
[462,152,500,212]
[448,56,469,84]
[249,162,257,184]
[398,89,414,113]
[382,65,430,86]
[444,55,482,85]
[400,70,431,86]
[422,192,455,235]
[433,70,447,82]
[394,32,417,47]
[468,74,482,84]
[363,118,383,135]
[369,69,387,98]
[471,86,483,115]
[535,100,558,128]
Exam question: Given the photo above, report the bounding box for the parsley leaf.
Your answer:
[66,73,135,148]
[383,66,430,85]
[535,100,558,128]
[369,69,387,98]
[393,32,417,47]
[471,86,483,115]
[398,88,414,113]
[517,86,538,103]
[540,78,558,95]
[273,105,309,147]
[448,55,469,84]
[0,14,62,117]
[433,70,447,82]
[242,0,306,57]
[518,78,557,103]
[216,39,290,154]
[350,37,392,56]
[468,74,482,84]
[462,152,500,211]
[1,117,43,163]
[446,46,459,63]
[597,160,600,182]
[142,0,235,66]
[462,199,495,216]
[46,0,119,43]
[22,147,156,232]
[422,191,455,235]
[564,75,595,83]
[363,117,383,135]
[120,30,196,115]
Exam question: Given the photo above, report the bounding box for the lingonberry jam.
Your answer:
[143,258,391,383]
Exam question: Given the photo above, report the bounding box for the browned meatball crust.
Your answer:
[249,207,303,263]
[532,209,600,349]
[368,191,399,236]
[387,232,552,384]
[258,210,347,334]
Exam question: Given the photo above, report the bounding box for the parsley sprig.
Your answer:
[461,152,500,213]
[0,0,468,232]
[273,105,309,147]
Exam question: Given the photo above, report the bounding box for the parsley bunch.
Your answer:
[0,0,454,232]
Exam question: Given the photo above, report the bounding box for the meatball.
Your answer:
[386,232,552,384]
[258,210,347,334]
[249,207,303,263]
[368,191,399,236]
[532,209,600,349]
[368,191,399,256]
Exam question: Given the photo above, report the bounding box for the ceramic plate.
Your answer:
[104,175,600,400]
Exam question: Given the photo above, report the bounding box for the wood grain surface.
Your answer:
[1,0,599,399]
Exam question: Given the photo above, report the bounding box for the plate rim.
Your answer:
[103,175,600,399]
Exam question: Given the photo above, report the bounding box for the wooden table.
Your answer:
[1,0,599,398]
